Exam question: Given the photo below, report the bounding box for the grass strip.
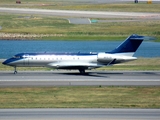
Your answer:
[0,13,160,41]
[0,87,160,108]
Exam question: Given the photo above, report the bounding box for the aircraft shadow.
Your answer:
[0,71,124,78]
[56,72,105,77]
[55,71,123,77]
[96,72,123,75]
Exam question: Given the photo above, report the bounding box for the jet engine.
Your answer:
[97,53,114,63]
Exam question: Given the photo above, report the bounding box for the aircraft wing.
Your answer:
[47,61,100,69]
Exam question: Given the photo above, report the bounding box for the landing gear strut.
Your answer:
[14,66,17,74]
[79,69,85,75]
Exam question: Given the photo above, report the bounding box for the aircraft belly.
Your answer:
[47,59,98,70]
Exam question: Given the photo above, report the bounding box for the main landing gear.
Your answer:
[79,69,85,75]
[14,66,17,74]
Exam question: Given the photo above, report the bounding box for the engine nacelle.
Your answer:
[97,53,113,62]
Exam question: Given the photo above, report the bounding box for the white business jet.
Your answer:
[3,34,150,74]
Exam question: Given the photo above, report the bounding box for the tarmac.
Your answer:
[0,108,160,120]
[0,71,160,87]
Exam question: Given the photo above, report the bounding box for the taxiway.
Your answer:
[0,108,160,120]
[0,7,160,19]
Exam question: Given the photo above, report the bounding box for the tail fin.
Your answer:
[110,34,144,56]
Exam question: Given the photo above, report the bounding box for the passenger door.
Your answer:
[23,54,29,66]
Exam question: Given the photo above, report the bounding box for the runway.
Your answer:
[0,71,160,87]
[0,108,160,120]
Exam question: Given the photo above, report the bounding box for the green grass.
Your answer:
[0,87,160,108]
[0,13,160,41]
[52,4,160,13]
[0,1,160,41]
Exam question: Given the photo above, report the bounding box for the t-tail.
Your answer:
[110,34,145,56]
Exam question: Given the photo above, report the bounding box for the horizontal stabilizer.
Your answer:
[131,36,156,41]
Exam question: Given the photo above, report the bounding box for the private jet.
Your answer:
[3,34,149,74]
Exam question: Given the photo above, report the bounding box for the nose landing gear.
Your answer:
[14,66,17,74]
[79,69,85,75]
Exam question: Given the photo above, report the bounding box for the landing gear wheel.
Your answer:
[14,71,17,74]
[79,69,85,75]
[14,66,17,74]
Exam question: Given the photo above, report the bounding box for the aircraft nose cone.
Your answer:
[2,60,8,65]
[2,59,11,65]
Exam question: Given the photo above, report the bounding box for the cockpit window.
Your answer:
[13,56,21,59]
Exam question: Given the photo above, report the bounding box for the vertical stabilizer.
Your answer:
[110,34,144,56]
